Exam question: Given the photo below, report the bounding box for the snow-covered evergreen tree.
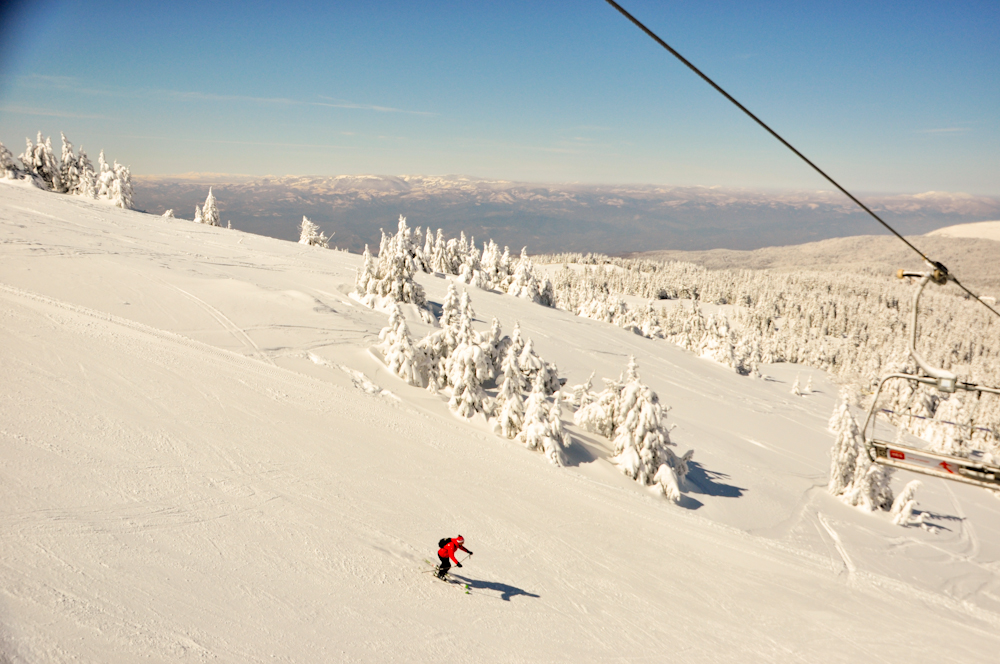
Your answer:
[298,216,330,248]
[202,188,220,226]
[59,133,78,194]
[110,161,133,209]
[493,344,526,439]
[379,303,426,386]
[352,216,431,320]
[827,397,894,512]
[0,142,20,179]
[890,480,922,526]
[162,209,175,218]
[97,150,114,200]
[518,376,567,466]
[193,204,203,224]
[447,343,491,418]
[570,371,596,409]
[75,148,96,198]
[20,133,61,191]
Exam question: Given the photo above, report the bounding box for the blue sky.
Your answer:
[0,0,997,194]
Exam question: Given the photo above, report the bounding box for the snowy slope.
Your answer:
[928,220,1000,242]
[2,182,1000,663]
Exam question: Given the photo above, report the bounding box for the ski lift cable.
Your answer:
[603,0,1000,321]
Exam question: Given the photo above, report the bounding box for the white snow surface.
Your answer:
[2,183,1000,662]
[927,219,1000,241]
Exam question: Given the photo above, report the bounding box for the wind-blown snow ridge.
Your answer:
[2,183,1000,662]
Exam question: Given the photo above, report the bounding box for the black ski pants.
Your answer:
[437,555,451,575]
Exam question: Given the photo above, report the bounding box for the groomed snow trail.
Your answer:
[2,183,1000,662]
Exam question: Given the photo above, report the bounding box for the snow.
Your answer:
[2,183,1000,662]
[927,220,1000,242]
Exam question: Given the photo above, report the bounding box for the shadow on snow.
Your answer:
[449,574,541,602]
[683,461,746,501]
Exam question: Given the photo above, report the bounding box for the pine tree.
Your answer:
[97,150,114,200]
[379,303,426,386]
[111,161,133,209]
[76,148,96,198]
[518,376,566,465]
[299,216,330,248]
[59,133,77,194]
[447,343,491,418]
[0,142,20,179]
[827,397,894,511]
[493,344,526,438]
[890,480,921,526]
[202,188,220,226]
[20,132,61,191]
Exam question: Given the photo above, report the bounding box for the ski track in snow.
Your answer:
[3,183,1000,662]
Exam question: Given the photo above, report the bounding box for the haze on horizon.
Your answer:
[1,0,998,201]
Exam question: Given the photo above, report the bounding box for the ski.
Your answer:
[423,559,471,593]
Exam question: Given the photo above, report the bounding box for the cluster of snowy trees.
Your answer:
[827,396,927,526]
[363,220,694,499]
[537,254,1000,465]
[0,132,133,209]
[162,188,232,228]
[354,215,554,306]
[573,356,694,502]
[351,217,999,507]
[378,286,567,466]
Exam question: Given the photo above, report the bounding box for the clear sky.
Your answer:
[0,0,997,195]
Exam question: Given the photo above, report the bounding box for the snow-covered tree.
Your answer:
[59,133,78,194]
[352,216,431,320]
[447,343,492,418]
[570,371,596,409]
[890,480,922,526]
[440,283,461,329]
[379,303,426,386]
[75,148,96,198]
[202,188,220,226]
[493,344,527,438]
[162,209,175,218]
[518,376,567,466]
[298,216,330,248]
[110,161,133,209]
[20,133,61,191]
[97,150,114,200]
[827,397,894,512]
[0,142,20,179]
[193,204,203,224]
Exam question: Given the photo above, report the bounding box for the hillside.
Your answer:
[627,233,1000,295]
[2,182,1000,662]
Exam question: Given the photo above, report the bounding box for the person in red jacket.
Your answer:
[436,535,472,579]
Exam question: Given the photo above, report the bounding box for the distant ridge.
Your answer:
[133,174,1000,255]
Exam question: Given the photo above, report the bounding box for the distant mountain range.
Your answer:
[133,174,1000,255]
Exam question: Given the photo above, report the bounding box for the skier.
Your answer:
[436,535,473,579]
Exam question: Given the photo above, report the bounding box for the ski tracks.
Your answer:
[150,276,275,365]
[817,512,857,578]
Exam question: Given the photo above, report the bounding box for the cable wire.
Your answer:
[603,0,1000,320]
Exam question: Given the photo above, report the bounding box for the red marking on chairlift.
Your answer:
[889,450,905,460]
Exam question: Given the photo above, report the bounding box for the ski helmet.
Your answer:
[456,535,464,544]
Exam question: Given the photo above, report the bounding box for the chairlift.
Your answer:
[861,269,1000,490]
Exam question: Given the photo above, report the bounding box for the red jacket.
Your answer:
[438,539,470,564]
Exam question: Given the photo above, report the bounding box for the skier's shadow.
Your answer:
[450,575,540,602]
[682,461,746,502]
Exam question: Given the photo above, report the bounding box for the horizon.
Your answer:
[1,1,998,197]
